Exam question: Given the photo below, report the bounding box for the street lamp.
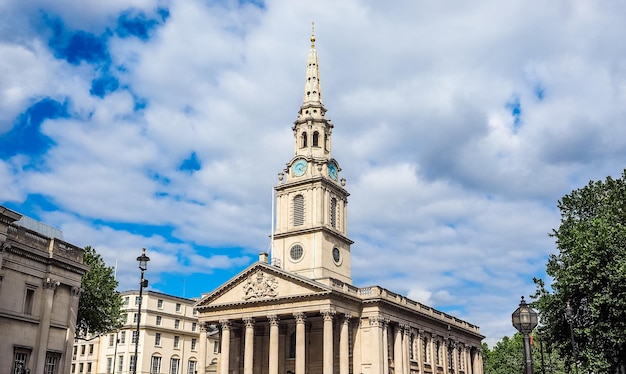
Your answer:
[565,302,578,374]
[133,248,150,374]
[512,296,538,374]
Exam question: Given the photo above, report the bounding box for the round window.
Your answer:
[290,244,304,261]
[332,247,341,264]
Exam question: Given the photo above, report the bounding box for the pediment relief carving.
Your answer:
[243,270,279,300]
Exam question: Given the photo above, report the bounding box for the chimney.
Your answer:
[259,252,269,264]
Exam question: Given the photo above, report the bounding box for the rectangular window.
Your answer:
[156,316,162,326]
[157,299,163,309]
[187,360,196,374]
[155,333,161,346]
[133,313,138,323]
[24,288,35,315]
[13,349,30,374]
[81,345,86,355]
[192,309,197,317]
[73,346,77,356]
[151,356,162,374]
[87,363,92,374]
[123,296,129,306]
[191,338,197,351]
[120,331,126,344]
[213,341,219,354]
[118,355,124,373]
[173,336,180,349]
[129,355,136,373]
[89,344,94,355]
[174,319,180,329]
[132,331,138,344]
[109,334,115,347]
[191,322,197,332]
[79,363,84,373]
[169,358,180,374]
[44,352,60,374]
[135,296,140,306]
[107,358,113,374]
[72,364,76,373]
[175,303,181,312]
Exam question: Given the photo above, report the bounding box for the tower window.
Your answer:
[301,132,307,148]
[293,195,304,226]
[290,244,304,262]
[312,131,319,147]
[330,197,337,228]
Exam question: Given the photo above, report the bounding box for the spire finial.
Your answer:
[310,21,316,47]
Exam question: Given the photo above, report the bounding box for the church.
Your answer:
[194,30,485,374]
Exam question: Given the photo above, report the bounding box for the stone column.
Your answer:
[243,317,255,374]
[198,323,208,374]
[416,330,424,374]
[62,287,82,374]
[294,313,307,374]
[339,314,350,374]
[382,318,390,374]
[35,277,59,374]
[268,315,280,374]
[219,320,231,374]
[402,325,410,374]
[369,316,383,374]
[430,335,438,370]
[393,325,403,374]
[321,309,335,374]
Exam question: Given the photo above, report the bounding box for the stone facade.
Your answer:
[0,206,89,374]
[194,30,485,374]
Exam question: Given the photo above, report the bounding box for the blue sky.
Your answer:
[2,0,626,346]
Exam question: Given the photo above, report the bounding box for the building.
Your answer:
[72,290,219,374]
[0,206,89,374]
[194,31,485,374]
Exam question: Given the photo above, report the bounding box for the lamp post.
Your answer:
[133,248,150,374]
[512,296,539,374]
[565,302,578,374]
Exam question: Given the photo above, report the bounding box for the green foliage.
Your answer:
[483,332,567,374]
[532,169,626,372]
[76,246,123,337]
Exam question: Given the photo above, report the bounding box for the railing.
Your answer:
[7,224,84,263]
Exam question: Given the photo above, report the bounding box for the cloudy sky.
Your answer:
[2,0,625,345]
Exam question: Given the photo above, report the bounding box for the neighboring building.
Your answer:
[0,206,89,374]
[194,32,485,374]
[73,290,218,374]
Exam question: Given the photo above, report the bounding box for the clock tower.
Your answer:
[272,27,353,285]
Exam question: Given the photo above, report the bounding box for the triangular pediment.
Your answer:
[195,262,332,309]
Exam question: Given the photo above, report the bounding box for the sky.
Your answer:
[1,0,626,346]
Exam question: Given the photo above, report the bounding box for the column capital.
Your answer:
[219,319,232,330]
[71,286,83,297]
[294,312,307,324]
[341,313,351,325]
[321,309,335,320]
[43,277,60,290]
[243,316,255,328]
[399,322,411,334]
[268,314,280,326]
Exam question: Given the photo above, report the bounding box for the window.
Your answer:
[132,331,138,344]
[87,363,92,374]
[155,333,161,346]
[81,345,86,355]
[301,132,307,147]
[118,355,124,373]
[13,349,30,374]
[151,356,162,374]
[174,336,180,349]
[135,296,140,306]
[191,322,197,332]
[293,195,304,226]
[129,355,137,373]
[107,358,113,374]
[175,303,181,312]
[120,331,126,344]
[213,341,219,354]
[170,358,180,374]
[187,360,196,374]
[44,352,60,374]
[24,288,35,315]
[73,346,77,356]
[89,344,94,355]
[290,244,304,261]
[191,338,197,351]
[72,364,76,373]
[174,319,180,329]
[156,299,163,309]
[313,131,319,147]
[109,334,115,347]
[79,363,84,373]
[330,197,337,228]
[123,297,129,306]
[156,316,162,326]
[192,309,198,317]
[133,313,138,323]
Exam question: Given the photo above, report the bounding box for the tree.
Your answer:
[483,332,566,374]
[532,169,626,372]
[76,246,123,337]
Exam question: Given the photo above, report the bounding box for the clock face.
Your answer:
[327,162,338,180]
[292,159,307,177]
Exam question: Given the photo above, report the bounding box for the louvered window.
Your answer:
[301,132,307,148]
[313,131,319,147]
[293,195,304,226]
[330,197,337,228]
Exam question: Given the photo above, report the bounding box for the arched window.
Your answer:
[313,131,319,147]
[301,132,307,148]
[330,197,337,228]
[293,195,304,226]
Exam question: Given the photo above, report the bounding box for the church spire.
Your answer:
[302,22,323,107]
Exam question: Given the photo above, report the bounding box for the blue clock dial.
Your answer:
[327,162,338,180]
[292,159,307,177]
